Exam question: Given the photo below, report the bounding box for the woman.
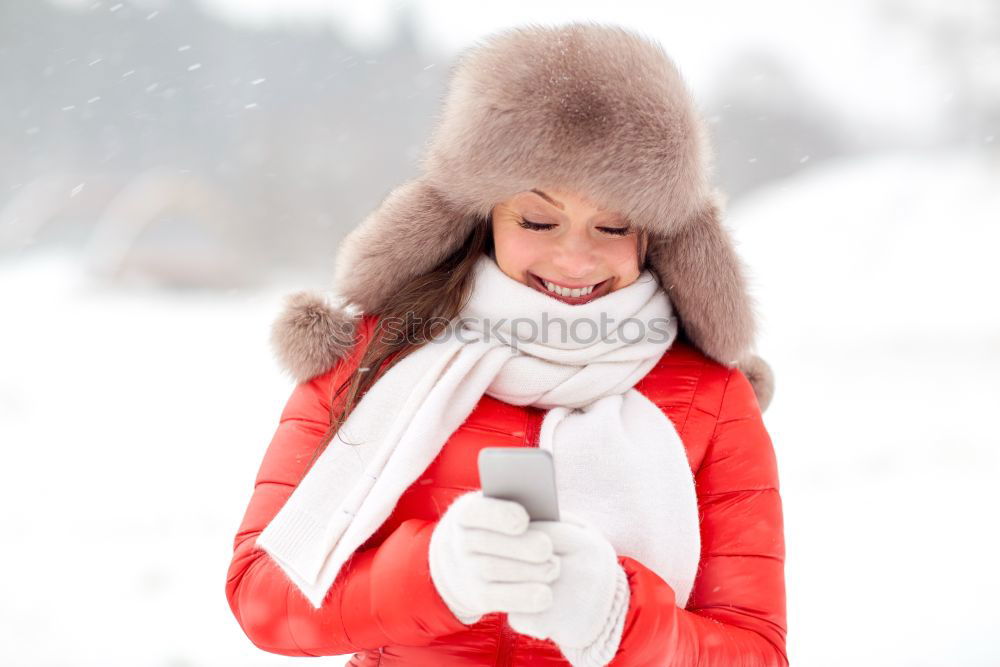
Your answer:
[225,22,786,666]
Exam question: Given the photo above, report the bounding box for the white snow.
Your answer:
[0,256,315,665]
[729,148,1000,666]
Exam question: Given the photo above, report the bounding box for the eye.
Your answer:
[598,225,632,237]
[518,218,555,231]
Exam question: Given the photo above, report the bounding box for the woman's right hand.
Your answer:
[428,490,561,625]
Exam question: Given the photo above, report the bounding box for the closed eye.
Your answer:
[518,218,555,231]
[518,218,632,236]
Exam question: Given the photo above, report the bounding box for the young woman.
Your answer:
[225,22,786,666]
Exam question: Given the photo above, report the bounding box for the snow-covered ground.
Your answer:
[1,148,997,665]
[732,148,1000,666]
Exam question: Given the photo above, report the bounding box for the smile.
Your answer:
[527,272,614,304]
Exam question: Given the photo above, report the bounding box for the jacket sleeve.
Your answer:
[608,368,788,667]
[224,361,469,656]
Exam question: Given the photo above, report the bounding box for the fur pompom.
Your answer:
[269,291,361,383]
[737,353,775,413]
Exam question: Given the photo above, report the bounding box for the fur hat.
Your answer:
[271,21,775,412]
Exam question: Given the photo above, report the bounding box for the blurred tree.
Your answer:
[878,0,1000,151]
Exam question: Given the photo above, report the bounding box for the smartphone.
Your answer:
[477,447,560,521]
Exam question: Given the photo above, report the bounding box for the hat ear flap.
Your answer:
[647,189,760,367]
[333,178,481,313]
[269,178,479,384]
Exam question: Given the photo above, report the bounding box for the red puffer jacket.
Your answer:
[225,314,788,666]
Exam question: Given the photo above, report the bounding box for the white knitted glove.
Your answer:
[428,490,562,625]
[507,511,631,667]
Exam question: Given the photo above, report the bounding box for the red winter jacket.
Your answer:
[225,314,788,666]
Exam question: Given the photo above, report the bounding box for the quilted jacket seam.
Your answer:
[278,415,329,427]
[705,368,736,453]
[285,578,317,656]
[677,359,708,439]
[700,486,778,496]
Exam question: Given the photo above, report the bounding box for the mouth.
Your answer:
[526,272,615,304]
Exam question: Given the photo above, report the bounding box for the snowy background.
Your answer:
[1,1,998,665]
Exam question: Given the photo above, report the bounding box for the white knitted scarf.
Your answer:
[256,254,701,610]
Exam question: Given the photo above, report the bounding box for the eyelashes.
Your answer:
[517,218,555,232]
[517,217,632,237]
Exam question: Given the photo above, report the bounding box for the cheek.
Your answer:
[493,223,546,270]
[605,237,642,282]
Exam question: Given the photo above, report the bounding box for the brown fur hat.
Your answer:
[271,21,775,412]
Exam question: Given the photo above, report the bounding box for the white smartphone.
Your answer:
[477,447,560,521]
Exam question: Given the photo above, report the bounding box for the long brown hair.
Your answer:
[302,214,650,474]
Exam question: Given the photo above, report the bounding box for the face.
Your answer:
[490,188,644,305]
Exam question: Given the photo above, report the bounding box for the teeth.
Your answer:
[543,280,597,298]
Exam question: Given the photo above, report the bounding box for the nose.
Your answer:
[551,230,599,279]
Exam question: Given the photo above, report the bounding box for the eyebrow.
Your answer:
[529,189,565,210]
[529,188,616,217]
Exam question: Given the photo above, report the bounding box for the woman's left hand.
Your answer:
[507,511,630,663]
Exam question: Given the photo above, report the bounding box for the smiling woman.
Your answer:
[227,21,785,667]
[489,188,650,305]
